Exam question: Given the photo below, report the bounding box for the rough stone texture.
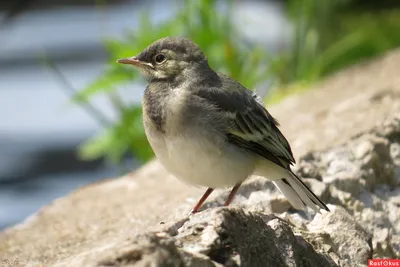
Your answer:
[1,49,400,266]
[295,115,400,263]
[174,208,336,267]
[50,208,337,267]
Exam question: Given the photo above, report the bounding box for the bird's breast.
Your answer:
[143,83,189,135]
[143,123,256,188]
[142,83,256,188]
[143,87,167,134]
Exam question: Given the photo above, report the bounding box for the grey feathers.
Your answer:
[143,83,170,134]
[136,36,207,65]
[192,73,295,166]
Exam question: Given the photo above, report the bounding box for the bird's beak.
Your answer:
[117,56,142,66]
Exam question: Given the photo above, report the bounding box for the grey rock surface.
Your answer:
[295,115,400,262]
[174,208,336,267]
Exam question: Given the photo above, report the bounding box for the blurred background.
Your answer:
[1,0,399,229]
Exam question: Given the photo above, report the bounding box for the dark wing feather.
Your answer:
[194,73,295,167]
[229,99,296,166]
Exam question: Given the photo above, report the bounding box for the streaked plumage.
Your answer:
[117,36,329,213]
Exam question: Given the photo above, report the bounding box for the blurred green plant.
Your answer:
[267,0,400,101]
[73,0,400,165]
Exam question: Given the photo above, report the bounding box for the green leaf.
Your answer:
[78,129,116,161]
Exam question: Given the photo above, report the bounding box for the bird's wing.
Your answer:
[194,76,295,168]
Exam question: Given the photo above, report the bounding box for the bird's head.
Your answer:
[117,36,209,83]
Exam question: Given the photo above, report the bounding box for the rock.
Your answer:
[90,235,184,267]
[54,233,221,267]
[295,114,400,260]
[53,208,337,267]
[353,141,374,160]
[175,208,336,267]
[390,143,400,163]
[307,205,372,266]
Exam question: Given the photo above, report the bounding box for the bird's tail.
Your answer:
[273,171,329,213]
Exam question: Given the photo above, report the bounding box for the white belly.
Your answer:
[146,128,256,188]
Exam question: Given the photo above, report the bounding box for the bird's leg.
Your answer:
[190,187,214,214]
[224,182,242,206]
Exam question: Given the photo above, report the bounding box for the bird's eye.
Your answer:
[154,54,167,64]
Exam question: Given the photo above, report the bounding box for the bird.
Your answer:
[117,36,329,214]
